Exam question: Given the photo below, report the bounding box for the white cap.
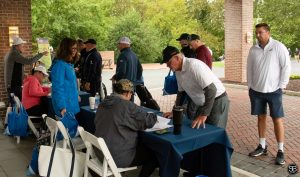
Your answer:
[34,66,49,76]
[12,37,27,45]
[118,37,131,45]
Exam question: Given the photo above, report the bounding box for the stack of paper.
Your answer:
[145,115,173,132]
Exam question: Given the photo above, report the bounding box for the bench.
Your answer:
[99,51,114,69]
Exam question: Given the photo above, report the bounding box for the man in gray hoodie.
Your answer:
[94,79,158,177]
[4,37,48,100]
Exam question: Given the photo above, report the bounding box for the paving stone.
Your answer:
[234,160,251,170]
[242,163,263,173]
[254,165,282,177]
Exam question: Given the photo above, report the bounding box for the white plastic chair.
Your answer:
[45,116,58,146]
[28,115,42,138]
[56,121,86,150]
[77,126,137,177]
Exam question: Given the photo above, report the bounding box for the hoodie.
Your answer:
[94,94,157,167]
[22,75,50,109]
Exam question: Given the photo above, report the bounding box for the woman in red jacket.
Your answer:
[22,66,50,116]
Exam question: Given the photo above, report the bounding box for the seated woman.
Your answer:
[94,79,159,177]
[22,66,50,116]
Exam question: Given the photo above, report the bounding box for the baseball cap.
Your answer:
[188,34,200,41]
[12,37,27,45]
[118,37,131,45]
[161,46,180,64]
[34,66,49,76]
[115,79,134,92]
[84,39,97,44]
[176,33,190,41]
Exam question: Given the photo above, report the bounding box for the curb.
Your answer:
[231,166,260,177]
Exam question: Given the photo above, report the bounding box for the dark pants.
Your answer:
[7,86,22,105]
[26,97,49,116]
[81,80,100,97]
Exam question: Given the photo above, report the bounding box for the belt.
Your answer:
[215,92,227,100]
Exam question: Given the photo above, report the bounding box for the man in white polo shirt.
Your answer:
[247,23,291,165]
[162,46,229,129]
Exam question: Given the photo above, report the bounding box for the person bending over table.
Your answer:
[161,46,230,129]
[94,79,158,177]
[22,65,50,116]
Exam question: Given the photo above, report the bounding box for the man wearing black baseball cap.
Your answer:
[176,33,196,58]
[161,45,229,176]
[81,38,102,96]
[161,45,229,128]
[188,34,212,69]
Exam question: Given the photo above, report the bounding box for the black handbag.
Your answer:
[136,84,160,111]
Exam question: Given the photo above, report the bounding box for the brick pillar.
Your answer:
[0,0,32,113]
[224,0,253,83]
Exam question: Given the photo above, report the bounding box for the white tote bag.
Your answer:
[38,134,85,177]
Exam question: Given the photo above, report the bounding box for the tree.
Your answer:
[106,11,164,63]
[255,0,300,52]
[32,0,114,49]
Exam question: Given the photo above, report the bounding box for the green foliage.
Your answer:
[106,11,164,63]
[254,0,300,52]
[212,61,224,68]
[186,0,225,59]
[32,0,225,62]
[290,75,300,80]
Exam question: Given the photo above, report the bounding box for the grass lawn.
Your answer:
[213,61,224,67]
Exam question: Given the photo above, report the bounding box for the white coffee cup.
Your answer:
[89,97,96,109]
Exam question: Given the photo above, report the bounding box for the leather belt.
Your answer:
[215,92,227,100]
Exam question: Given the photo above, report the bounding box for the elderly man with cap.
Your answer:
[4,37,48,101]
[176,33,196,58]
[111,37,143,102]
[162,46,229,176]
[188,34,212,69]
[94,79,158,177]
[162,46,229,129]
[22,65,51,116]
[80,38,102,96]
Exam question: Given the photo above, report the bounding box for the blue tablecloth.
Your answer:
[79,106,97,133]
[79,106,233,177]
[140,119,233,177]
[47,91,90,117]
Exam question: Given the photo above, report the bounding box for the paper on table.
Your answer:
[145,115,173,132]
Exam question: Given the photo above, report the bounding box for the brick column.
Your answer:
[224,0,253,83]
[0,0,32,114]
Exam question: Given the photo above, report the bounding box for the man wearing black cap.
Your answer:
[81,39,102,96]
[176,33,196,58]
[188,34,212,69]
[162,46,229,128]
[161,46,229,176]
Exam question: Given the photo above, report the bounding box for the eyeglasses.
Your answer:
[71,47,77,51]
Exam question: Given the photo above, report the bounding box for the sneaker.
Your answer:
[249,144,268,157]
[275,150,285,165]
